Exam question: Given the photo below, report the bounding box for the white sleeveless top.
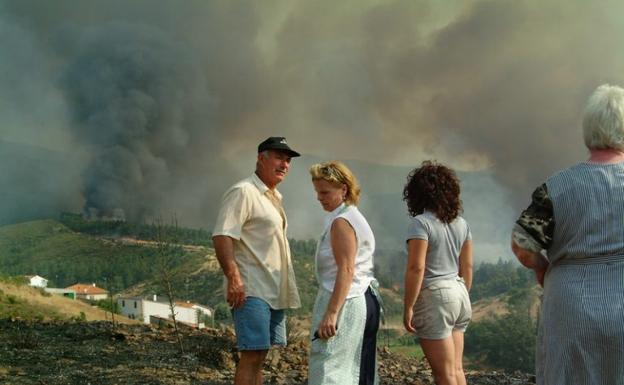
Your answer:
[315,203,376,298]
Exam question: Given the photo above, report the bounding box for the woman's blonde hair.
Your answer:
[309,161,361,205]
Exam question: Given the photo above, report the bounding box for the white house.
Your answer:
[117,295,213,328]
[26,275,48,288]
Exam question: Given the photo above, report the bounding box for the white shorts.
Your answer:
[411,277,472,340]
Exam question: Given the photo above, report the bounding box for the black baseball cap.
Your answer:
[257,137,301,157]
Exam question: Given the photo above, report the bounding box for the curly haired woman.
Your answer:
[402,161,473,385]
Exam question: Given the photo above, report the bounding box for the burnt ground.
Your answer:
[0,319,534,385]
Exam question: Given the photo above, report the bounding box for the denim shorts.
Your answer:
[231,296,286,350]
[411,278,472,340]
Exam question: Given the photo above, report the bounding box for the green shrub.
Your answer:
[1,276,28,286]
[465,288,537,373]
[95,299,120,314]
[7,295,20,305]
[213,302,231,322]
[471,259,534,301]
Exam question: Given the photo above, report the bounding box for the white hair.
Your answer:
[583,84,624,150]
[255,150,269,172]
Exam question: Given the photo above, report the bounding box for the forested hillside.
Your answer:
[0,216,541,373]
[0,219,194,290]
[0,216,536,312]
[0,218,321,314]
[471,259,535,301]
[59,213,214,247]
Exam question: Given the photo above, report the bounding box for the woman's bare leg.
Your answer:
[452,331,467,385]
[420,336,458,385]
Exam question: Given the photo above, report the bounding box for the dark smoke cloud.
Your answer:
[2,0,624,260]
[61,22,215,220]
[1,0,270,226]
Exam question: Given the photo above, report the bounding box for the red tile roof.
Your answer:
[65,283,108,295]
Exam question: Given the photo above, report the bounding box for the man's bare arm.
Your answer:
[213,235,246,308]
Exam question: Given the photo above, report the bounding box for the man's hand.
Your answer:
[213,235,246,308]
[227,274,246,308]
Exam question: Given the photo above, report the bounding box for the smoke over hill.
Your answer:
[2,0,624,260]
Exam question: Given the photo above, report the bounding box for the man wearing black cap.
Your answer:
[212,137,301,385]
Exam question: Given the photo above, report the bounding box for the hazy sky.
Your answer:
[2,0,624,261]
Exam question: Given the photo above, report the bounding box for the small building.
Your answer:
[66,283,108,301]
[26,275,48,288]
[44,288,77,300]
[117,295,213,328]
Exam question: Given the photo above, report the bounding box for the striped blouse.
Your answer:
[515,161,624,263]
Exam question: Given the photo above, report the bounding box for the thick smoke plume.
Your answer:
[2,0,624,260]
[62,22,214,221]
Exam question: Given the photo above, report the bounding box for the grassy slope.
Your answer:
[0,279,136,322]
[121,241,321,314]
[122,247,226,308]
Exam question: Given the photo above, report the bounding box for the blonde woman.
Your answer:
[308,161,380,385]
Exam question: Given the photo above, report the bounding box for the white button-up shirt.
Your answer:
[213,173,300,309]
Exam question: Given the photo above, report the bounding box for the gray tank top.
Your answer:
[406,211,472,288]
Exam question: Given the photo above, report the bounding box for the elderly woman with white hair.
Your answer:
[511,84,624,385]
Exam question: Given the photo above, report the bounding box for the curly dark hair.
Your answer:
[403,160,462,223]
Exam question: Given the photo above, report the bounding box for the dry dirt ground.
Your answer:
[0,319,535,385]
